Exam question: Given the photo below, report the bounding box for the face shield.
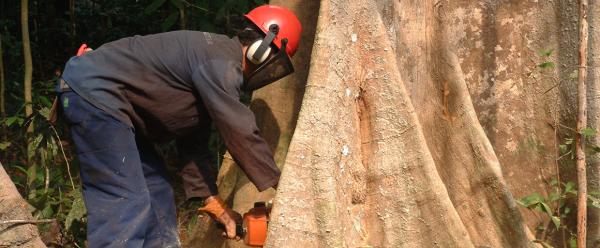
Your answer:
[242,38,294,91]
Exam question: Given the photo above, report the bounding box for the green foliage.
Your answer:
[519,124,600,247]
[518,181,577,244]
[518,180,577,230]
[65,190,86,231]
[538,48,554,57]
[1,0,263,245]
[537,48,555,69]
[581,127,596,137]
[538,62,555,69]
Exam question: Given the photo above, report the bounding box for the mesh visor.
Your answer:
[242,40,294,91]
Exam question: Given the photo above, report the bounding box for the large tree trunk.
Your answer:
[0,162,45,247]
[187,0,594,247]
[266,0,531,246]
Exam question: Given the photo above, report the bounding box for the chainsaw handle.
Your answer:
[215,222,246,237]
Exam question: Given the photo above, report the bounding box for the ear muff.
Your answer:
[246,24,279,65]
[246,40,272,64]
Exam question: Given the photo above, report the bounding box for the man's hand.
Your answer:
[198,195,243,240]
[216,206,243,240]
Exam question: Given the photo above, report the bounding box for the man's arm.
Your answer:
[176,129,218,200]
[191,58,280,191]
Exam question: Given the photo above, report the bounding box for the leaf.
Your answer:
[27,164,37,187]
[538,62,555,69]
[569,237,577,248]
[550,179,559,186]
[0,142,11,150]
[144,0,168,14]
[565,138,573,145]
[565,181,577,195]
[38,107,50,120]
[161,12,179,31]
[538,48,554,57]
[551,216,561,229]
[589,195,600,209]
[540,202,553,216]
[581,127,596,137]
[65,191,86,231]
[521,193,544,206]
[40,204,54,219]
[559,144,567,153]
[590,145,600,155]
[548,192,561,202]
[12,165,28,175]
[5,116,18,127]
[40,96,52,107]
[27,134,44,160]
[564,206,571,215]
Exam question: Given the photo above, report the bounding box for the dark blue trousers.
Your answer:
[60,91,180,248]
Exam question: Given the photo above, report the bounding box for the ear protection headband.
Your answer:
[246,24,279,65]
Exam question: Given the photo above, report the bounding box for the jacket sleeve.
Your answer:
[176,129,218,199]
[191,59,280,191]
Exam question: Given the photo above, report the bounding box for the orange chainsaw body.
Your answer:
[243,202,269,247]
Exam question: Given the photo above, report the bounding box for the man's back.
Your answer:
[62,31,243,140]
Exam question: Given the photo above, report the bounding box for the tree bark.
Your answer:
[185,0,590,247]
[587,1,600,246]
[577,0,589,247]
[0,162,46,247]
[21,0,33,134]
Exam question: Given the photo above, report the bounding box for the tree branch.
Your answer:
[576,0,589,247]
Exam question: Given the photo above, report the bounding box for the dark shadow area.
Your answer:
[251,98,281,153]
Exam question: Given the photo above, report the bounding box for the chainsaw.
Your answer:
[216,201,270,247]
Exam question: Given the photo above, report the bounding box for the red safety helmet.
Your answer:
[245,5,302,57]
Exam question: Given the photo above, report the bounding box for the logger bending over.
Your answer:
[57,5,302,247]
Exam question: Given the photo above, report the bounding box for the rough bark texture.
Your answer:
[587,1,600,247]
[185,0,599,247]
[0,162,46,247]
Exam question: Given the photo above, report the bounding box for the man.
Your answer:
[58,5,302,247]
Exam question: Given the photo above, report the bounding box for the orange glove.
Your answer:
[198,196,243,240]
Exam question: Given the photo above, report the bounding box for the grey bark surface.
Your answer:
[0,162,46,248]
[185,0,593,247]
[587,0,600,246]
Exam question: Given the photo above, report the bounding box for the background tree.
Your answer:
[586,1,600,246]
[20,0,32,135]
